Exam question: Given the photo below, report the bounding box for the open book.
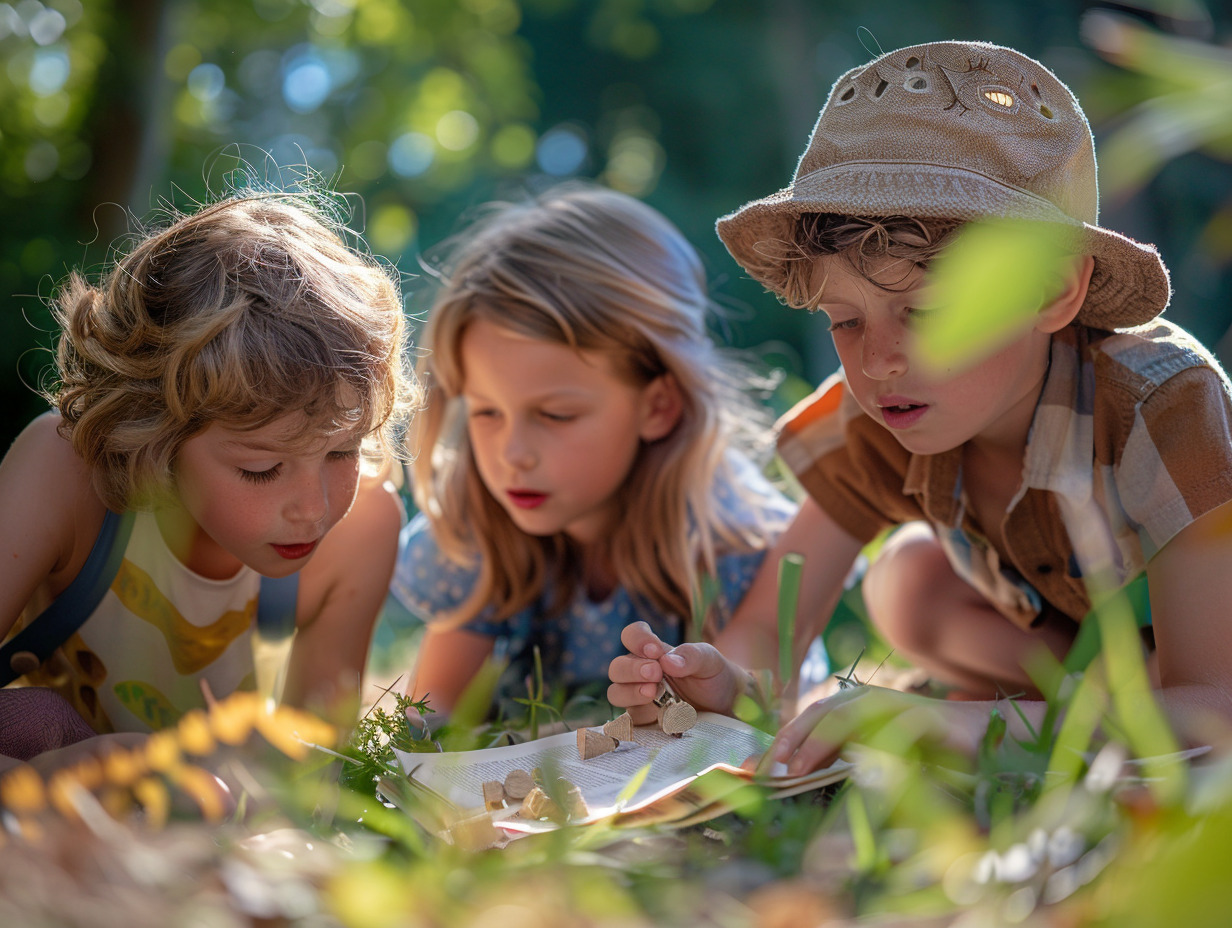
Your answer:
[390,712,850,840]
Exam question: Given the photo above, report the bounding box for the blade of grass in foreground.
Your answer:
[778,553,804,688]
[1094,591,1185,803]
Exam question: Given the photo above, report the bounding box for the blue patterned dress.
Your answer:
[389,454,797,705]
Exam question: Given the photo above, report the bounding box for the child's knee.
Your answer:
[863,524,952,651]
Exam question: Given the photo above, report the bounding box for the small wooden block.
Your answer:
[520,786,564,822]
[658,700,697,735]
[448,812,500,851]
[577,727,618,760]
[481,780,506,811]
[503,768,534,800]
[603,712,634,742]
[562,783,587,820]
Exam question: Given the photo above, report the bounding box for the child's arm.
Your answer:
[712,496,865,679]
[282,473,403,719]
[609,497,864,720]
[405,625,497,715]
[1141,497,1232,738]
[767,498,1232,777]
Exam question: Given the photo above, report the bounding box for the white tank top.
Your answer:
[52,510,264,733]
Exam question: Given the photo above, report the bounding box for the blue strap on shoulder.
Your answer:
[256,573,298,640]
[1,510,299,687]
[0,509,135,687]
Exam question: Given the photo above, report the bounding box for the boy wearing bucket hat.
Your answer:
[608,40,1232,770]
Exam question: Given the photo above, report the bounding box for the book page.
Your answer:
[393,713,782,819]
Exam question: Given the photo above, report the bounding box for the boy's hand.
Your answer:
[753,685,997,776]
[607,621,745,725]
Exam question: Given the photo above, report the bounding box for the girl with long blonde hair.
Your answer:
[391,185,795,715]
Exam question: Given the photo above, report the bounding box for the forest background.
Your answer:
[3,0,1232,461]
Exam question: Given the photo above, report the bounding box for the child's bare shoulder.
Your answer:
[4,413,97,508]
[1,412,106,604]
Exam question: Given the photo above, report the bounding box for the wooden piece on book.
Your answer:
[561,782,587,820]
[603,712,634,742]
[504,768,534,800]
[520,786,563,822]
[448,811,500,850]
[481,780,505,811]
[658,700,697,736]
[577,727,618,759]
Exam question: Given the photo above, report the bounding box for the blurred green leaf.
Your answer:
[918,219,1073,371]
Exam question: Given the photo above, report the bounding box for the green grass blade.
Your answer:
[777,553,804,687]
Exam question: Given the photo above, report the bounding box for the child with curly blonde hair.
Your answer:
[0,190,418,769]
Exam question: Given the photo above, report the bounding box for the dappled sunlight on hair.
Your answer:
[409,185,780,630]
[47,191,419,511]
[782,214,963,310]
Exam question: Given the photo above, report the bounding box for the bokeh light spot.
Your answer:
[28,47,70,96]
[21,237,55,274]
[24,140,59,182]
[388,132,434,177]
[283,56,331,113]
[604,131,662,195]
[491,124,536,169]
[28,7,66,45]
[165,43,202,81]
[368,203,417,257]
[187,63,225,102]
[436,110,479,151]
[32,91,69,126]
[536,125,588,176]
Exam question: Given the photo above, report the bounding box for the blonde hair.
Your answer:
[411,185,774,629]
[782,213,963,309]
[48,191,418,511]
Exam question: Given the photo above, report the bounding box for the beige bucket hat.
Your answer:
[716,40,1171,330]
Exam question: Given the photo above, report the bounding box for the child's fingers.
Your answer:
[619,621,669,660]
[658,642,725,681]
[768,701,840,776]
[603,685,659,727]
[404,705,430,739]
[607,655,662,701]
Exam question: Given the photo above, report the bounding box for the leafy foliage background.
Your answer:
[4,0,1232,453]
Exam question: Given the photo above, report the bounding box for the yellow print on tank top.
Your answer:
[112,560,256,673]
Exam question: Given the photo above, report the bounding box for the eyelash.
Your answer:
[239,466,281,485]
[469,409,576,423]
[237,449,358,484]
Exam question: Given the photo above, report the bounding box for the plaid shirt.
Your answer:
[777,320,1232,627]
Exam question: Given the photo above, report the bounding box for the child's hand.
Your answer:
[755,685,997,776]
[607,621,745,724]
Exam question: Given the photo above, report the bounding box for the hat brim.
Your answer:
[716,160,1171,330]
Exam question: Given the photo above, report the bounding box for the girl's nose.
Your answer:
[861,322,909,381]
[501,424,537,471]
